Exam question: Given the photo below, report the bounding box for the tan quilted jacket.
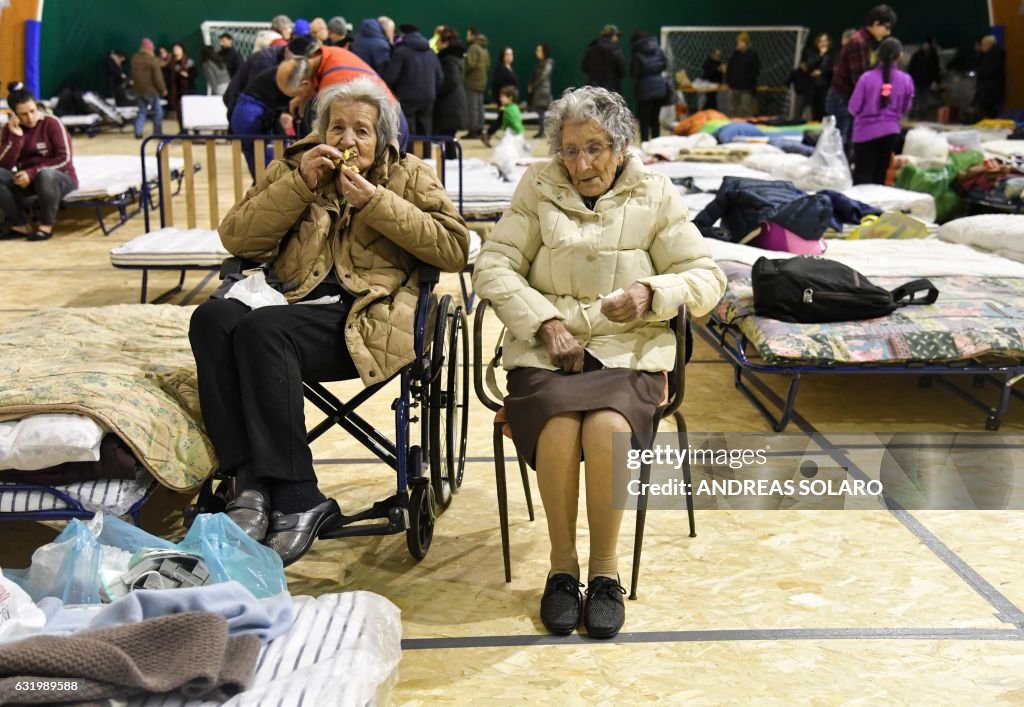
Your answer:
[219,135,469,386]
[473,154,726,372]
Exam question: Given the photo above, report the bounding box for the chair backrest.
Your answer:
[406,134,463,216]
[140,133,292,232]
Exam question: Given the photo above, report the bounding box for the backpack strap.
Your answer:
[891,279,939,306]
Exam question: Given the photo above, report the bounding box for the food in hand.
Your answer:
[331,147,360,173]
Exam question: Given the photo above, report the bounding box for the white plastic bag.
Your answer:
[225,271,288,310]
[0,569,46,641]
[903,126,950,168]
[786,115,852,191]
[489,131,532,181]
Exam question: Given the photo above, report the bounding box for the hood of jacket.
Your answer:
[439,41,466,59]
[473,34,489,49]
[399,31,431,52]
[632,36,661,56]
[357,18,387,42]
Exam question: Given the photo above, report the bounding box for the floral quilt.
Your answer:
[715,262,1024,364]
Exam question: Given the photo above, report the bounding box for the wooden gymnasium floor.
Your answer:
[1,121,1023,704]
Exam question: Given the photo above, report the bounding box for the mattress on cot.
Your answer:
[437,157,527,217]
[66,155,187,201]
[646,160,772,193]
[707,238,1024,365]
[128,591,402,707]
[59,114,103,129]
[0,305,215,491]
[110,227,228,267]
[842,183,938,223]
[0,476,153,516]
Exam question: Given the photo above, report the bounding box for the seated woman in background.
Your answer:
[473,86,726,639]
[0,82,78,241]
[189,77,468,567]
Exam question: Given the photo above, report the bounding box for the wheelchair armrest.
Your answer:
[418,263,441,286]
[473,299,504,413]
[219,257,263,280]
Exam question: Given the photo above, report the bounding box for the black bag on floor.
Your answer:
[752,256,939,323]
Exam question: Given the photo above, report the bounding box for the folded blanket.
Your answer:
[0,611,259,704]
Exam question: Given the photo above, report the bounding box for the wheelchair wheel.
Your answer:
[406,480,434,560]
[429,297,469,511]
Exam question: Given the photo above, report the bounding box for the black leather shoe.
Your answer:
[263,498,342,566]
[583,576,626,639]
[540,573,584,635]
[26,229,53,241]
[224,490,271,542]
[0,229,29,240]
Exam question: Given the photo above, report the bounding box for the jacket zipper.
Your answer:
[802,289,890,304]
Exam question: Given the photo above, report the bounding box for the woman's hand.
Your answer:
[12,171,30,188]
[538,319,584,373]
[601,282,652,323]
[7,113,22,137]
[336,167,376,209]
[299,144,343,190]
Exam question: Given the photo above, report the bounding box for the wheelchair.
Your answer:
[184,259,469,561]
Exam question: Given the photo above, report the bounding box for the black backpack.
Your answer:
[751,256,939,323]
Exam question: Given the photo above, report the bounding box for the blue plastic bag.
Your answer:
[178,513,286,599]
[4,513,286,603]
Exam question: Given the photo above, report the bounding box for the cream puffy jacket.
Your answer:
[473,154,726,372]
[219,136,469,386]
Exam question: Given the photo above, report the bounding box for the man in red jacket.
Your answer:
[0,82,78,241]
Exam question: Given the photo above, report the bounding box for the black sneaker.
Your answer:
[583,576,626,638]
[540,573,583,635]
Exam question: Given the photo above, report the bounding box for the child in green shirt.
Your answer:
[499,85,525,135]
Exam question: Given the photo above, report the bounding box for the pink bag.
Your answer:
[751,221,826,255]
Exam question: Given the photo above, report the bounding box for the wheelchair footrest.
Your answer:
[319,495,406,539]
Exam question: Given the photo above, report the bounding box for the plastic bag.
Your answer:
[178,513,286,599]
[0,569,46,641]
[3,513,286,604]
[785,115,852,192]
[225,270,289,309]
[896,150,984,223]
[489,131,532,182]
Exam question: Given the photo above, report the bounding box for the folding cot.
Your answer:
[111,133,287,303]
[703,238,1024,431]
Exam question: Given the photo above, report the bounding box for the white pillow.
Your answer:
[938,215,1024,263]
[0,414,106,471]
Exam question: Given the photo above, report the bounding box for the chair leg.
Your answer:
[494,424,512,583]
[630,460,651,601]
[674,411,696,538]
[517,453,534,521]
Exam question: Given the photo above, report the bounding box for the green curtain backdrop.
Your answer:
[40,0,989,102]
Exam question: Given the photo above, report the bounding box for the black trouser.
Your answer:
[402,101,434,158]
[853,133,900,185]
[637,98,662,143]
[188,289,358,484]
[0,168,76,227]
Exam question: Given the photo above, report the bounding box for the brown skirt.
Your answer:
[505,354,665,470]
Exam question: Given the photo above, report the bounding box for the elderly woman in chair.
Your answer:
[473,86,725,638]
[189,77,469,567]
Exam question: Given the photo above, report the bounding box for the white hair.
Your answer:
[544,86,635,157]
[315,77,399,156]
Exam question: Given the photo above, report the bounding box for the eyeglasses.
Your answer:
[561,142,610,163]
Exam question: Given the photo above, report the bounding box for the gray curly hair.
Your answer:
[315,77,399,157]
[543,86,635,158]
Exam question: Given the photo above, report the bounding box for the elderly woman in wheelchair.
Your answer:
[189,76,469,567]
[472,86,725,638]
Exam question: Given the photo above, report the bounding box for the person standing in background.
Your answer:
[219,33,243,78]
[309,18,329,44]
[434,27,468,157]
[973,35,1005,119]
[352,17,392,74]
[805,32,835,120]
[631,30,670,142]
[908,37,941,120]
[725,31,760,117]
[463,27,490,139]
[699,48,725,110]
[131,38,167,138]
[106,50,132,106]
[828,5,897,153]
[582,24,626,93]
[201,46,231,96]
[382,24,443,140]
[167,43,197,132]
[483,46,518,147]
[326,16,354,49]
[848,37,913,185]
[528,43,554,138]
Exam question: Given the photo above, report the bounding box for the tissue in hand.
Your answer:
[225,271,289,310]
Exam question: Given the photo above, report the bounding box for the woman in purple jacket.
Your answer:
[848,37,914,185]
